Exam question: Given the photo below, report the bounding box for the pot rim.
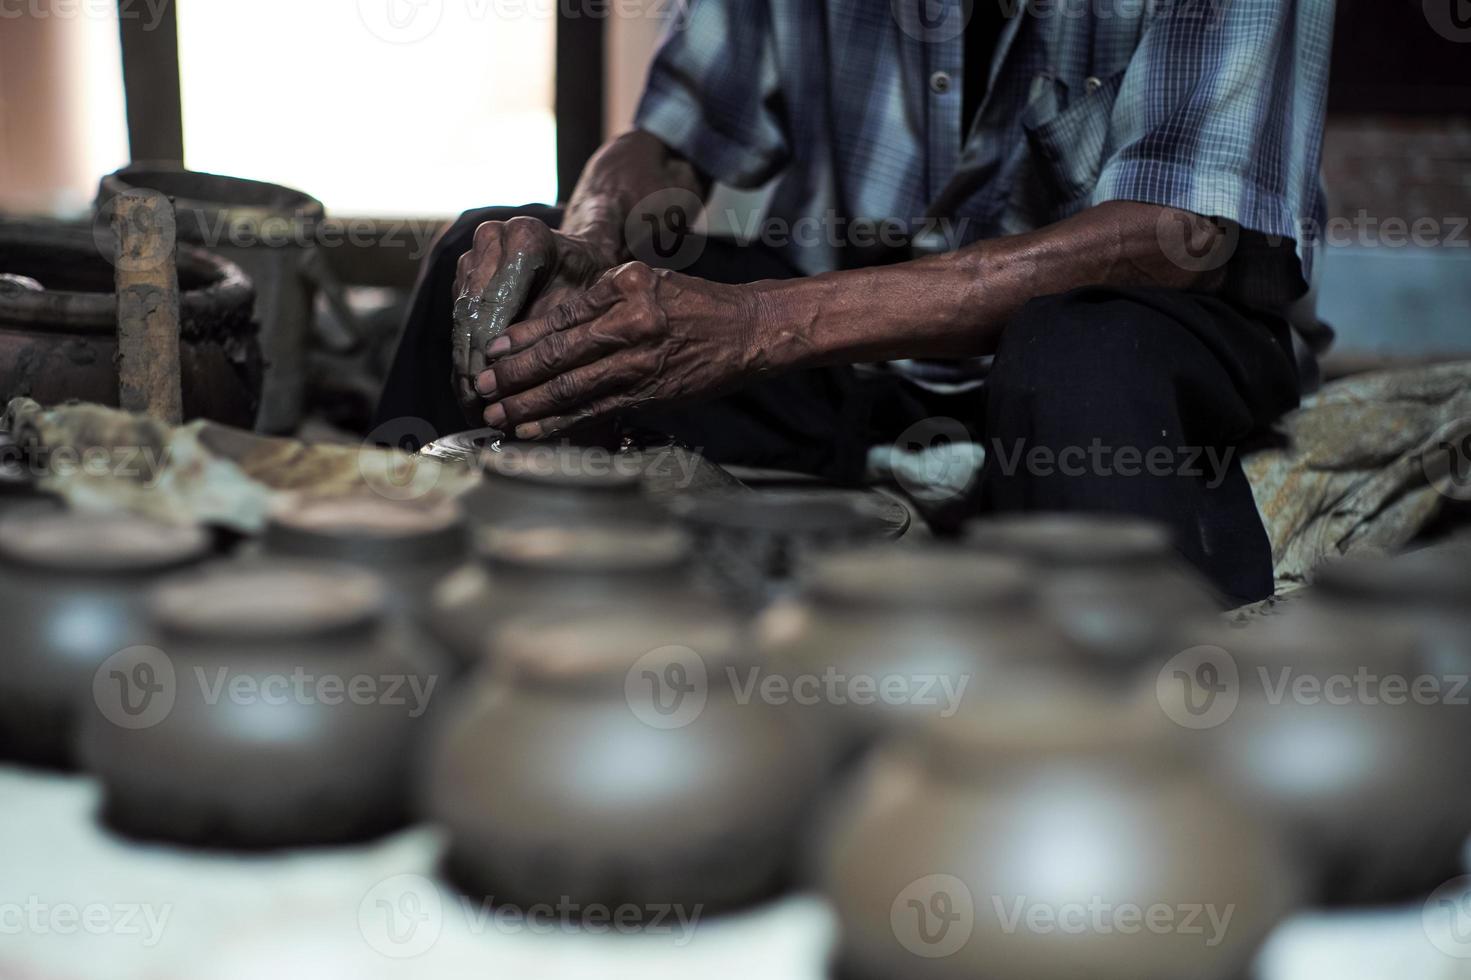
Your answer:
[0,221,255,335]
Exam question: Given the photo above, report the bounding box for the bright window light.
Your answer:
[176,0,558,217]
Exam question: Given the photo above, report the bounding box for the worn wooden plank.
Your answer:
[113,190,184,424]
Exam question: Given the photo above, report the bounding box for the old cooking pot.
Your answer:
[428,523,704,669]
[0,220,260,427]
[262,495,468,615]
[0,506,211,768]
[1312,548,1471,677]
[458,441,665,530]
[669,490,906,609]
[78,561,443,848]
[98,165,326,434]
[424,605,827,914]
[757,545,1076,759]
[965,513,1220,671]
[817,695,1300,980]
[1158,607,1471,904]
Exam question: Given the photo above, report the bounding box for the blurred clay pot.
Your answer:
[262,495,468,614]
[670,490,905,609]
[757,545,1076,758]
[428,523,706,669]
[0,505,210,768]
[459,441,664,530]
[965,513,1220,672]
[79,561,443,848]
[1160,607,1471,904]
[1311,548,1471,676]
[817,695,1300,980]
[424,605,827,914]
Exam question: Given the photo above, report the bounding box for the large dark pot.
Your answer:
[0,221,260,427]
[817,696,1300,980]
[966,513,1220,670]
[1159,608,1471,904]
[424,605,827,914]
[98,165,325,434]
[0,506,211,768]
[757,545,1074,758]
[78,561,444,848]
[429,523,706,669]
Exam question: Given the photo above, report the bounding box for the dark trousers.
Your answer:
[378,206,1300,604]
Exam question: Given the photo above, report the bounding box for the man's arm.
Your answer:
[472,200,1232,438]
[450,130,707,415]
[755,201,1230,369]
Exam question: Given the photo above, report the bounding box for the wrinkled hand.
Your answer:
[452,216,616,418]
[474,262,770,439]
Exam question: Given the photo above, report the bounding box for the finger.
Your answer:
[483,354,649,433]
[453,219,554,393]
[486,275,623,363]
[512,397,623,440]
[478,306,648,399]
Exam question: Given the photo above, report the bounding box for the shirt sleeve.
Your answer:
[633,0,790,189]
[1089,0,1335,301]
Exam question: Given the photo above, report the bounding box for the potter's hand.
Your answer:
[452,217,616,419]
[473,262,777,439]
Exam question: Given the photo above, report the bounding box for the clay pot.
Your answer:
[458,441,665,530]
[78,561,444,848]
[817,694,1300,980]
[1159,607,1471,904]
[757,545,1076,758]
[0,505,211,768]
[0,220,260,427]
[1312,548,1471,676]
[428,523,704,669]
[966,513,1220,671]
[670,490,906,609]
[424,604,827,914]
[262,495,469,615]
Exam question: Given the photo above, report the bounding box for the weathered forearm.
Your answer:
[751,201,1232,370]
[561,130,711,265]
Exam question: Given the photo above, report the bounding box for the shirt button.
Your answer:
[929,71,953,94]
[1085,75,1104,93]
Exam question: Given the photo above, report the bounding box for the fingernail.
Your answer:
[475,371,497,397]
[487,336,511,357]
[515,423,542,440]
[484,403,507,429]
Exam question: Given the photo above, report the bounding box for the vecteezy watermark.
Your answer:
[1156,644,1471,731]
[1424,0,1471,42]
[890,875,1237,959]
[728,666,972,718]
[360,416,447,502]
[0,0,171,29]
[92,648,439,731]
[1424,876,1471,958]
[357,874,703,959]
[192,666,438,718]
[892,875,976,958]
[0,441,174,490]
[988,438,1237,488]
[0,897,173,947]
[1422,417,1471,502]
[988,895,1236,947]
[624,650,972,730]
[1155,209,1242,274]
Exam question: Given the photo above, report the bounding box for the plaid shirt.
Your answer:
[635,0,1333,312]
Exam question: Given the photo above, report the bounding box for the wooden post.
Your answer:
[113,189,184,424]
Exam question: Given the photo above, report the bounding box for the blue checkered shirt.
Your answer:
[636,0,1333,317]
